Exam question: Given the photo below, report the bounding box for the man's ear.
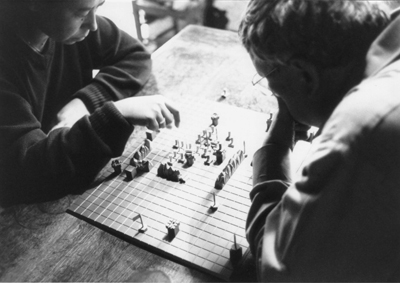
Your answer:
[290,58,320,99]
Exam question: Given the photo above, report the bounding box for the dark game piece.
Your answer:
[229,234,243,265]
[111,159,122,174]
[137,160,152,172]
[215,172,226,190]
[215,148,226,165]
[124,165,137,180]
[185,151,195,167]
[211,113,219,126]
[166,219,180,239]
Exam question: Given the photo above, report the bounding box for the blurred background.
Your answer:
[98,0,250,52]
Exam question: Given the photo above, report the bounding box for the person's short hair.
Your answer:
[239,0,390,68]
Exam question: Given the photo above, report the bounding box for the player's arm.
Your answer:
[246,97,294,255]
[72,15,152,113]
[248,101,400,281]
[51,16,152,131]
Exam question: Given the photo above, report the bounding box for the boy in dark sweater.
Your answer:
[0,0,180,207]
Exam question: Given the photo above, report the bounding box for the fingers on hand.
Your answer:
[164,100,180,128]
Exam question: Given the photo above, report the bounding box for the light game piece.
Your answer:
[132,213,148,233]
[173,139,179,149]
[204,155,211,166]
[195,134,202,144]
[210,192,219,211]
[201,148,208,158]
[145,129,155,141]
[228,138,234,148]
[221,87,229,99]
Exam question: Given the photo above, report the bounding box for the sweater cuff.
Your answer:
[74,83,114,113]
[252,143,292,187]
[89,102,133,156]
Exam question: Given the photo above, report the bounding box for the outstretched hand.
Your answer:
[114,95,180,131]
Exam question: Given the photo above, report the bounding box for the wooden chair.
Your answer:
[132,0,207,43]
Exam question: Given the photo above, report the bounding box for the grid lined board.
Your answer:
[68,97,307,280]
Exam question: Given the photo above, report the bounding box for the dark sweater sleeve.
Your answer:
[0,17,149,207]
[0,91,133,206]
[73,16,152,112]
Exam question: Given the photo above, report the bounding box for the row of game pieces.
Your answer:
[215,149,246,190]
[111,139,154,180]
[132,212,243,265]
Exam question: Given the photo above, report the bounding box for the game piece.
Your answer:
[144,139,152,151]
[132,213,148,233]
[111,159,121,174]
[266,113,273,132]
[157,163,184,183]
[146,129,155,141]
[185,151,195,167]
[134,150,142,161]
[130,157,138,167]
[166,219,180,239]
[215,172,226,190]
[215,149,246,190]
[210,193,219,211]
[211,113,219,126]
[173,140,179,149]
[228,138,234,148]
[201,148,208,158]
[204,155,211,166]
[215,146,226,165]
[195,134,202,144]
[137,160,152,172]
[226,131,231,141]
[178,152,185,163]
[124,165,137,180]
[229,234,243,265]
[67,97,280,281]
[221,87,229,99]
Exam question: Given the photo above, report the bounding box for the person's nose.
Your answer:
[84,9,98,32]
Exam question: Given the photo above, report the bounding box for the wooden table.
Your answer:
[0,25,276,282]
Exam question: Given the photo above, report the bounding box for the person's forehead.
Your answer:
[51,0,104,10]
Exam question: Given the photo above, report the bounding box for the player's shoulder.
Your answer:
[322,61,400,148]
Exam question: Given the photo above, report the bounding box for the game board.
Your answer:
[67,97,310,281]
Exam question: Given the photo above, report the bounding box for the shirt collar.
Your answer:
[364,11,400,77]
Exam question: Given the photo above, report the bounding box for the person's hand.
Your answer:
[114,95,180,131]
[264,98,313,148]
[50,98,90,132]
